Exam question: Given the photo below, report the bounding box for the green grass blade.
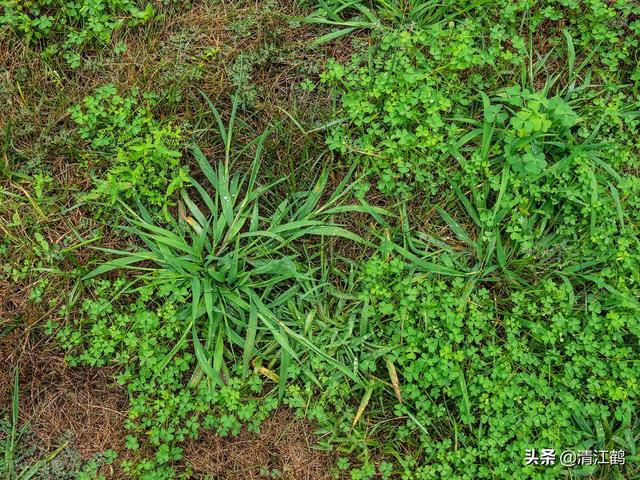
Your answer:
[242,300,258,375]
[192,325,224,389]
[199,89,227,142]
[278,326,291,401]
[609,184,625,231]
[562,29,576,85]
[225,96,239,166]
[191,277,201,323]
[296,225,366,245]
[192,145,219,189]
[217,165,235,228]
[390,242,465,276]
[82,253,159,280]
[436,206,476,250]
[212,327,225,383]
[310,26,357,47]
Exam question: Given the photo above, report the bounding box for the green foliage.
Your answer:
[288,2,640,478]
[321,28,481,197]
[500,88,578,175]
[0,175,84,310]
[320,0,640,197]
[336,257,640,479]
[70,84,155,149]
[69,84,187,209]
[82,96,365,385]
[312,0,640,76]
[4,0,640,479]
[0,0,154,67]
[447,85,640,281]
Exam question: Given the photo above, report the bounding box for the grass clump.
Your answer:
[50,100,372,478]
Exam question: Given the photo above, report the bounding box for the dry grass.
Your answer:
[0,333,341,479]
[0,334,128,459]
[0,0,353,195]
[185,409,340,480]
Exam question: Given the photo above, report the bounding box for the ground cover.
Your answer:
[1,0,639,479]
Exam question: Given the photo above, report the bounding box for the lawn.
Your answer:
[1,0,639,479]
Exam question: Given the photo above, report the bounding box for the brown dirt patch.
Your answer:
[0,334,128,460]
[184,409,339,480]
[0,334,342,480]
[0,333,342,480]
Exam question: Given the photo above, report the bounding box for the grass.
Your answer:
[2,0,640,479]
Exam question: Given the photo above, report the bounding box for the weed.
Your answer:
[3,0,640,478]
[320,27,487,197]
[53,96,372,478]
[0,0,154,67]
[69,84,187,211]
